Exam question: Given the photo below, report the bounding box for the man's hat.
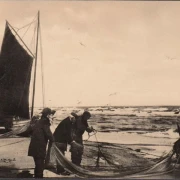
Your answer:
[83,111,91,117]
[71,112,78,118]
[40,108,56,116]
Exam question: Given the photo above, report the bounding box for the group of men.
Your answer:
[28,107,94,178]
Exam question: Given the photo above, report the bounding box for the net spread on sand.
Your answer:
[0,122,177,178]
[49,142,175,178]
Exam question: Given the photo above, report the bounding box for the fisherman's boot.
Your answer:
[71,146,83,166]
[72,155,81,166]
[35,173,43,178]
[57,165,65,174]
[34,171,43,178]
[61,171,71,176]
[34,169,43,178]
[34,170,37,178]
[34,158,44,178]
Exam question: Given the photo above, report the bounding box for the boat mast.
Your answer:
[31,11,40,118]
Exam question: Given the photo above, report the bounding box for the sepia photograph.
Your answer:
[0,0,180,179]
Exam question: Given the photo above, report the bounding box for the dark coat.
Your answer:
[73,116,93,144]
[53,115,93,148]
[53,117,74,148]
[28,116,54,158]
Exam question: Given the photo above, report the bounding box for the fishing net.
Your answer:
[49,141,176,178]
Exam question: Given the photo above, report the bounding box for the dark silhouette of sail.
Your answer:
[0,23,33,119]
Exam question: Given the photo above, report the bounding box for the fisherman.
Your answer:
[28,107,56,178]
[70,111,94,166]
[50,114,76,175]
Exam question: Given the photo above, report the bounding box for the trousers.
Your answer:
[71,142,84,166]
[33,157,45,178]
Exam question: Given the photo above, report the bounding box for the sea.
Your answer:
[33,106,180,158]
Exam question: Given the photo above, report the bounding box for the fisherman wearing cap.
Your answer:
[28,107,56,178]
[70,111,94,166]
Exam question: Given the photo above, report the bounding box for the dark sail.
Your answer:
[0,23,33,119]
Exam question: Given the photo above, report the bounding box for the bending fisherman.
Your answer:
[71,111,94,166]
[52,114,76,175]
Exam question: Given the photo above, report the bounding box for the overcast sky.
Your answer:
[0,1,180,107]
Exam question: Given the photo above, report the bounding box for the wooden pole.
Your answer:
[31,11,40,118]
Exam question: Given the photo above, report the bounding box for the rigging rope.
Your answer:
[8,13,38,58]
[12,13,37,31]
[12,20,37,32]
[21,20,36,40]
[39,22,45,108]
[30,20,37,55]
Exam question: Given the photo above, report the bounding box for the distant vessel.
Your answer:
[174,109,179,114]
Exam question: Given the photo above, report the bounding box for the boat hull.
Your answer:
[0,116,13,131]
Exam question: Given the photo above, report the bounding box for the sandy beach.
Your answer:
[0,106,180,178]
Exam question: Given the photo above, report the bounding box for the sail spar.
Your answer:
[0,22,33,119]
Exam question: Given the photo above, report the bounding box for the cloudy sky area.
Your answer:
[0,1,180,107]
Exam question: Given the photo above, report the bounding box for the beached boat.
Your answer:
[0,12,40,131]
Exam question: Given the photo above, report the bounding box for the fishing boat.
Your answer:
[0,12,40,131]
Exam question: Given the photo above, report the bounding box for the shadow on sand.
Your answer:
[0,166,34,178]
[17,170,33,178]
